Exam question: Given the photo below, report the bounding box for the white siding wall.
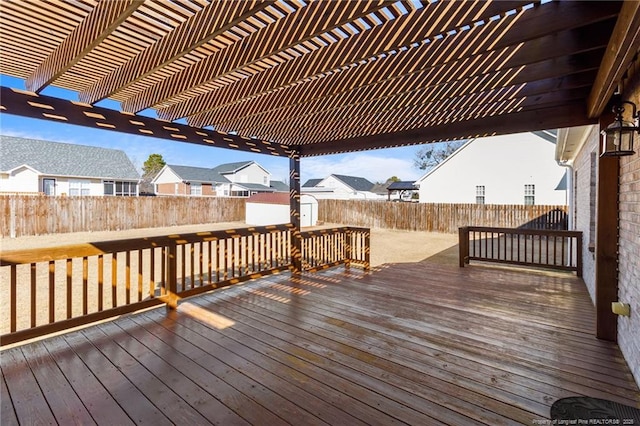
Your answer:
[55,178,104,196]
[3,167,40,192]
[154,167,182,184]
[318,175,351,192]
[226,163,270,185]
[571,126,599,302]
[417,133,567,205]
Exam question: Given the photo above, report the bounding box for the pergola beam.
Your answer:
[25,0,140,93]
[0,87,291,157]
[298,102,597,157]
[587,0,640,117]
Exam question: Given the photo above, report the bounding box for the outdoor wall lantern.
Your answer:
[601,97,638,157]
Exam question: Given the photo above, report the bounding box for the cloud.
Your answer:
[301,153,421,183]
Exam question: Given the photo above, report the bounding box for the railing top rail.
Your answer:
[461,226,581,237]
[1,223,294,266]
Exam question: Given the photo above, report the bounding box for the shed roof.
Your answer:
[247,192,289,205]
[1,1,634,157]
[0,135,139,180]
[387,181,418,191]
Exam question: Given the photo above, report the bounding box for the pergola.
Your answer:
[1,0,639,334]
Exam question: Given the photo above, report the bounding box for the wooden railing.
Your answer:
[0,224,370,345]
[459,226,582,276]
[300,227,370,272]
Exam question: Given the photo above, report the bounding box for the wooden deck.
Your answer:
[2,261,639,425]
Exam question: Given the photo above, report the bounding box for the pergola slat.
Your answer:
[25,0,141,93]
[205,19,612,137]
[161,0,531,122]
[79,1,268,104]
[121,1,394,114]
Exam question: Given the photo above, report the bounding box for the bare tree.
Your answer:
[413,141,465,170]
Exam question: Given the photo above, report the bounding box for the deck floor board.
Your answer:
[2,261,639,425]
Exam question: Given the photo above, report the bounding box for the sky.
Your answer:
[0,74,441,184]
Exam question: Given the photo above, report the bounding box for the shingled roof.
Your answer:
[0,135,139,180]
[331,174,375,192]
[164,164,229,183]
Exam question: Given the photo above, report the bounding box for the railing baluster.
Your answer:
[150,249,155,298]
[49,260,56,323]
[67,258,73,318]
[207,240,213,284]
[199,241,204,286]
[137,250,143,302]
[190,243,195,289]
[126,251,131,305]
[97,255,103,312]
[82,257,88,315]
[10,265,16,333]
[112,253,117,308]
[31,263,37,327]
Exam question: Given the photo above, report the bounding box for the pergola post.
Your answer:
[289,149,302,274]
[595,110,620,342]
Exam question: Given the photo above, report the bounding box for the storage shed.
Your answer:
[246,193,317,227]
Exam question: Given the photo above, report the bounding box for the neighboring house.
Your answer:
[153,161,286,197]
[0,135,140,196]
[301,174,381,200]
[414,131,567,205]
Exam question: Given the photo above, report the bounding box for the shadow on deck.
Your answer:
[2,261,639,425]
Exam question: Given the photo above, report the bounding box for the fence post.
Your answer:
[459,227,469,267]
[165,244,179,309]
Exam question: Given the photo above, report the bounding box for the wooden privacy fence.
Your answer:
[318,200,568,233]
[0,195,246,238]
[0,224,369,345]
[459,226,583,276]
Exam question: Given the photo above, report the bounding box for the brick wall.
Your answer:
[617,83,640,386]
[619,148,640,386]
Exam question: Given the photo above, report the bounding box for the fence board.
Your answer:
[0,196,246,238]
[318,200,568,233]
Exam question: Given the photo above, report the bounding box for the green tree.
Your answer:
[142,153,166,177]
[140,153,166,194]
[413,141,464,170]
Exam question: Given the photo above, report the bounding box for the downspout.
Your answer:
[556,160,574,231]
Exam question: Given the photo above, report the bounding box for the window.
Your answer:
[43,178,56,196]
[263,176,268,185]
[190,183,202,196]
[524,184,535,205]
[475,185,485,204]
[104,180,137,196]
[69,180,90,196]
